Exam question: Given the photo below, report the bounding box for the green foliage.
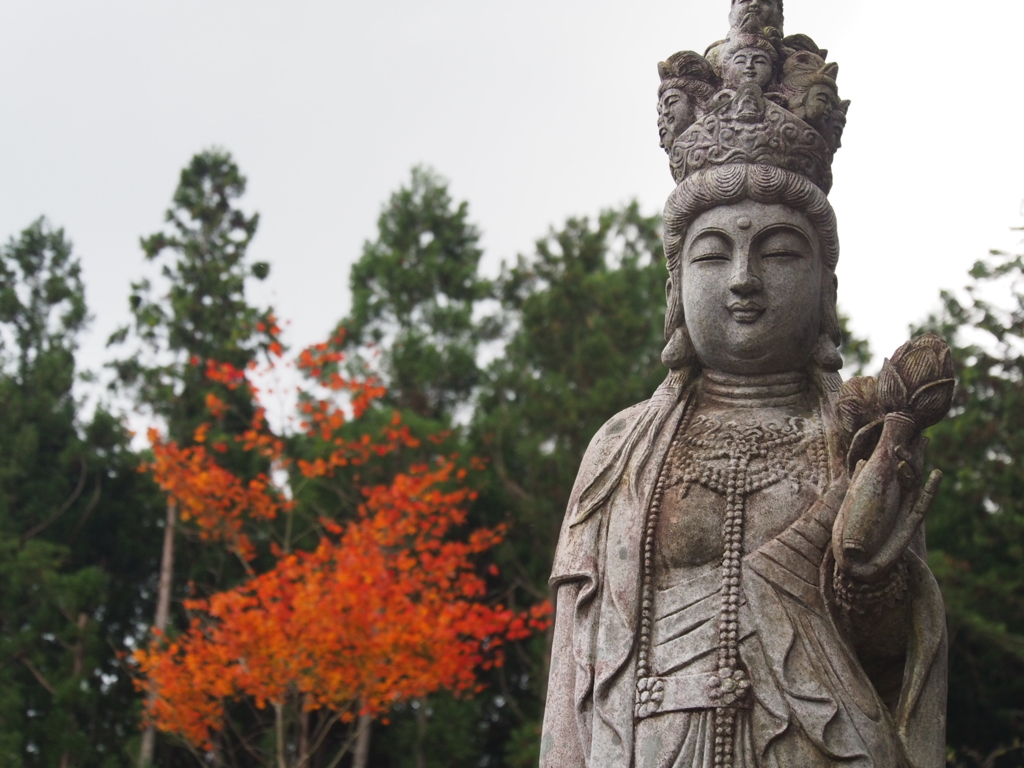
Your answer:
[914,239,1024,765]
[340,166,494,421]
[108,148,274,445]
[346,177,667,765]
[0,218,87,380]
[0,219,161,767]
[375,695,485,768]
[476,201,666,585]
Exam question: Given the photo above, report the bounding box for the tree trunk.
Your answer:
[414,698,427,768]
[298,700,309,768]
[352,712,372,768]
[139,500,177,768]
[274,700,287,768]
[59,612,90,768]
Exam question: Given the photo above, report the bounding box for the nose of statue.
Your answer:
[729,261,762,296]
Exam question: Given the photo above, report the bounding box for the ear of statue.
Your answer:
[664,277,684,342]
[823,274,842,345]
[662,325,697,369]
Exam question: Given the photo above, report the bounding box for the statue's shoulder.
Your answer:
[564,399,651,514]
[551,400,650,586]
[577,400,650,475]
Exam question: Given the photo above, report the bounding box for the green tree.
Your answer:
[477,202,666,586]
[108,149,277,767]
[914,232,1024,767]
[109,149,273,445]
[339,166,494,423]
[354,199,670,767]
[0,219,161,767]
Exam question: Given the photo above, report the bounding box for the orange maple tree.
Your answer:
[133,331,551,762]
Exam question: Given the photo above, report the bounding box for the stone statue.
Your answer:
[540,3,952,768]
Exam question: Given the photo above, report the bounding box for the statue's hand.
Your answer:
[835,455,942,582]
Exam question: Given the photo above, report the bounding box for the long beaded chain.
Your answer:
[635,402,695,717]
[635,410,824,768]
[708,452,751,768]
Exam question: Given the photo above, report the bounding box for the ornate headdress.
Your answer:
[658,5,848,195]
[656,1,849,378]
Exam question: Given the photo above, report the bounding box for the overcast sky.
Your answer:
[1,0,1022,390]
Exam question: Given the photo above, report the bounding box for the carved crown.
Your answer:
[657,2,849,195]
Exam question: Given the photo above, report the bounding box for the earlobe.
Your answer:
[662,325,697,369]
[811,332,842,371]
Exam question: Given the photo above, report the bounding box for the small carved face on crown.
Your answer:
[681,200,823,375]
[723,48,774,89]
[729,0,783,34]
[658,88,697,152]
[803,83,837,122]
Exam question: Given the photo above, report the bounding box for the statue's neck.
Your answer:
[700,369,810,408]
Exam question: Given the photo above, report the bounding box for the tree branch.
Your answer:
[22,457,88,542]
[21,656,56,695]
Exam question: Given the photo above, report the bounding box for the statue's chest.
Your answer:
[654,409,830,574]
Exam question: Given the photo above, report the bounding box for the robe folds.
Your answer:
[540,374,947,768]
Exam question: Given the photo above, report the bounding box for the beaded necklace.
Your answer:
[635,397,828,768]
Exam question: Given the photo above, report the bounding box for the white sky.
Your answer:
[1,0,1022,387]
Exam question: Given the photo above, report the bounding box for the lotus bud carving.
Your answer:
[876,334,955,430]
[836,375,882,437]
[836,334,954,571]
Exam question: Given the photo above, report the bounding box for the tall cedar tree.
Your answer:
[339,166,495,424]
[915,234,1024,767]
[108,150,277,767]
[0,219,160,767]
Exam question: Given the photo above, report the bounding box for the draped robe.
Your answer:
[540,374,947,768]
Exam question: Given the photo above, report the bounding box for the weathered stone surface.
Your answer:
[540,2,950,767]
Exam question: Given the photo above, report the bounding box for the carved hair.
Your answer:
[663,164,838,268]
[661,164,842,390]
[658,77,718,104]
[658,51,719,103]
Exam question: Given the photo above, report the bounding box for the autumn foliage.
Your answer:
[134,331,551,755]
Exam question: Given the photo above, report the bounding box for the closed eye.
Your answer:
[762,250,801,259]
[687,232,732,264]
[690,252,730,263]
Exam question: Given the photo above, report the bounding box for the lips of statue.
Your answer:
[681,200,824,375]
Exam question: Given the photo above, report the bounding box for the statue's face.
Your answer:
[729,0,783,31]
[723,49,774,89]
[681,200,823,375]
[658,88,696,152]
[804,83,837,121]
